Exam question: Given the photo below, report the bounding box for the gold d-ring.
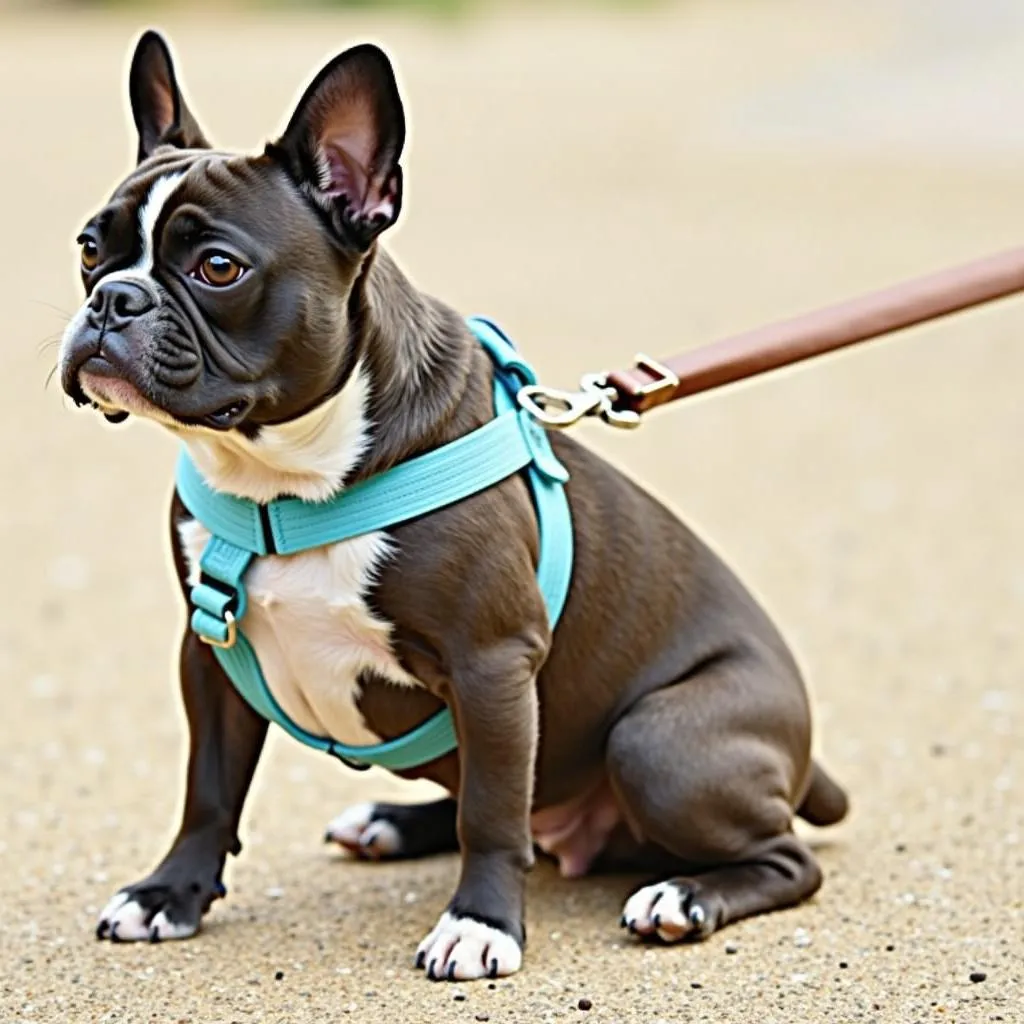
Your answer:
[199,610,237,650]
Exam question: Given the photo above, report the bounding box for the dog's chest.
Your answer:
[179,519,418,745]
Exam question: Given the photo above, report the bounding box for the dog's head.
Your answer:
[60,31,405,438]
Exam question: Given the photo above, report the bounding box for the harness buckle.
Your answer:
[199,609,237,650]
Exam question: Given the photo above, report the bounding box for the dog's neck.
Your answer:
[179,248,483,504]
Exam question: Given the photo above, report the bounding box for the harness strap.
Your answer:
[177,316,573,771]
[176,404,565,557]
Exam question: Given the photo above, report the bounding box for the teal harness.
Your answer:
[176,316,573,771]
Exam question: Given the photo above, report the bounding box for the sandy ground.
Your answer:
[2,1,1022,1021]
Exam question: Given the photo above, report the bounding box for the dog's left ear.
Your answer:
[270,44,405,250]
[129,30,210,163]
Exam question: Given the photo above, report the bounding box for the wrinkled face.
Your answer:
[63,150,356,430]
[60,32,405,436]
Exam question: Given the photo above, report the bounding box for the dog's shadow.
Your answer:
[321,848,643,935]
[307,835,848,955]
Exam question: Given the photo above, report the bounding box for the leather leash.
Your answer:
[518,246,1024,429]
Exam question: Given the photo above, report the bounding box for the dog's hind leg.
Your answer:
[606,650,845,941]
[325,797,458,860]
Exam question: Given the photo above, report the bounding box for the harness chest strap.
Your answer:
[176,316,574,772]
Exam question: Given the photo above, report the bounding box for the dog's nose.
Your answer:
[88,279,156,327]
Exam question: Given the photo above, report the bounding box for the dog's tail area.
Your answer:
[796,760,849,827]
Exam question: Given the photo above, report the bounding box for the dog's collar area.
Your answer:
[176,316,574,771]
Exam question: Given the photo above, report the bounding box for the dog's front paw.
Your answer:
[415,912,523,981]
[620,879,719,943]
[96,877,225,943]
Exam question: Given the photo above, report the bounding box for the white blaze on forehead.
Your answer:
[70,171,185,296]
[133,170,185,273]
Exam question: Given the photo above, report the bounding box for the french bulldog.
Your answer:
[59,31,848,981]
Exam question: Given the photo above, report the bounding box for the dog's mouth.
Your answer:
[78,365,168,424]
[75,360,254,432]
[190,399,253,431]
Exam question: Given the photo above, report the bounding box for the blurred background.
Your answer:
[1,1,1021,1021]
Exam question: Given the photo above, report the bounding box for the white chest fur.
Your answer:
[178,518,420,746]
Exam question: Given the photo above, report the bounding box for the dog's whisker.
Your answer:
[30,299,74,322]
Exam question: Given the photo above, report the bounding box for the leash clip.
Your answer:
[517,373,641,430]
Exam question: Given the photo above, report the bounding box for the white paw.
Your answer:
[96,891,198,943]
[324,802,401,859]
[415,912,523,981]
[621,881,705,942]
[149,910,198,941]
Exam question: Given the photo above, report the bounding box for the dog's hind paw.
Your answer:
[415,912,523,981]
[324,802,402,860]
[620,880,717,943]
[324,797,458,861]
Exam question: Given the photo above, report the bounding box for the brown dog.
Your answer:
[59,32,848,981]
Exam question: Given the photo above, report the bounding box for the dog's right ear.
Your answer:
[268,44,406,251]
[128,30,210,164]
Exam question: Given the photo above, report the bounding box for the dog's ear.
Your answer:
[128,30,210,163]
[269,44,405,250]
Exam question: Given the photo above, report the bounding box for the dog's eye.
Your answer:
[194,253,247,288]
[79,237,100,273]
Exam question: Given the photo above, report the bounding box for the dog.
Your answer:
[59,31,848,981]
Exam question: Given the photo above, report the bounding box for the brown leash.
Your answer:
[518,246,1024,429]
